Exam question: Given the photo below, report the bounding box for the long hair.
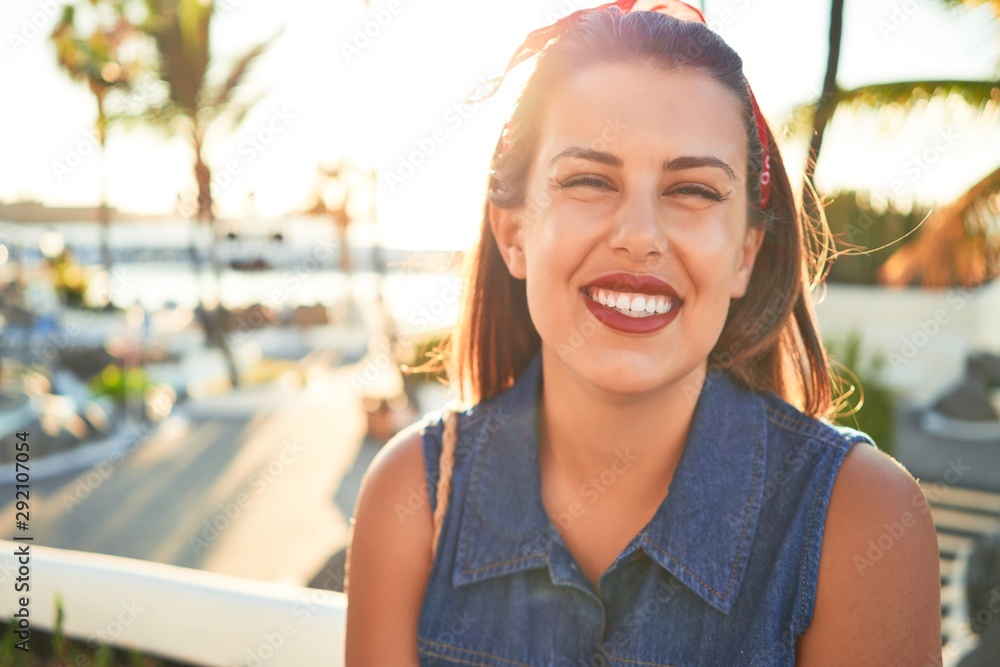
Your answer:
[427,8,834,417]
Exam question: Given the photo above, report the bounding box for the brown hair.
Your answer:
[425,8,833,417]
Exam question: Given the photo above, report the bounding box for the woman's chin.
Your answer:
[555,350,685,399]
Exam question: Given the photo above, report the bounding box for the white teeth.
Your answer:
[585,287,678,318]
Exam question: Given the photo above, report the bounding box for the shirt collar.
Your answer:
[451,350,768,615]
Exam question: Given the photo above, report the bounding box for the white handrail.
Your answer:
[0,540,346,666]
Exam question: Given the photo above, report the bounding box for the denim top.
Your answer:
[416,351,876,666]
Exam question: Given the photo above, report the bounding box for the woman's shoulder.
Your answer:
[754,390,934,546]
[351,419,434,549]
[357,402,482,521]
[794,425,941,663]
[757,394,943,662]
[756,388,877,454]
[346,415,458,662]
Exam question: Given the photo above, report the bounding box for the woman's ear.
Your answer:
[730,224,765,299]
[489,201,527,280]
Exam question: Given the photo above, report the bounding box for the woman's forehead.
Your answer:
[537,63,748,171]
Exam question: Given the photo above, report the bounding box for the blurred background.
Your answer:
[0,0,999,665]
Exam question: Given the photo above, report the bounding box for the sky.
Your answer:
[0,0,998,250]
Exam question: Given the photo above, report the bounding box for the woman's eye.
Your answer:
[561,176,611,189]
[671,185,728,202]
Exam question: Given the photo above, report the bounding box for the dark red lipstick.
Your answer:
[581,272,682,335]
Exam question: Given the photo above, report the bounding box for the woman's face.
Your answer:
[492,62,764,397]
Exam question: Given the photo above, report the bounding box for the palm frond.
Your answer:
[788,80,1000,126]
[938,0,1000,16]
[207,29,282,111]
[109,100,183,132]
[835,80,1000,109]
[209,91,268,130]
[879,163,1000,288]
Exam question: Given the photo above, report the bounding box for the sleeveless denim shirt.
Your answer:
[416,351,876,666]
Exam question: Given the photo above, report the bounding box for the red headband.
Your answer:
[470,0,772,210]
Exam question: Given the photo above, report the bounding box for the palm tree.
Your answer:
[800,0,1000,288]
[304,161,378,328]
[117,0,278,388]
[135,0,274,269]
[802,0,845,221]
[51,1,141,274]
[306,163,354,276]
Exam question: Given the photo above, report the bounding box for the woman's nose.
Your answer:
[609,189,667,259]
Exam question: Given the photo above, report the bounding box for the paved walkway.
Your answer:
[0,357,368,586]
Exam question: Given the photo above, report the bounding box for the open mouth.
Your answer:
[583,286,681,319]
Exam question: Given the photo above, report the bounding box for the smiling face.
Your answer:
[490,62,764,397]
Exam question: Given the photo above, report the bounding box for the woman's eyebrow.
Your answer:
[548,146,622,168]
[549,147,736,182]
[665,155,736,182]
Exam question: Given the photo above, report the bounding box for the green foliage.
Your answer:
[88,364,153,404]
[49,249,90,308]
[824,191,927,285]
[828,332,897,458]
[0,618,22,666]
[95,644,114,667]
[0,596,183,665]
[52,593,66,659]
[402,330,450,384]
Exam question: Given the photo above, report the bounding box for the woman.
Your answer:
[346,2,942,665]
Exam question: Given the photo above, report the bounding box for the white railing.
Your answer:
[0,540,346,666]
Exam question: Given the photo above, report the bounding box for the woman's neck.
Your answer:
[537,350,707,509]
